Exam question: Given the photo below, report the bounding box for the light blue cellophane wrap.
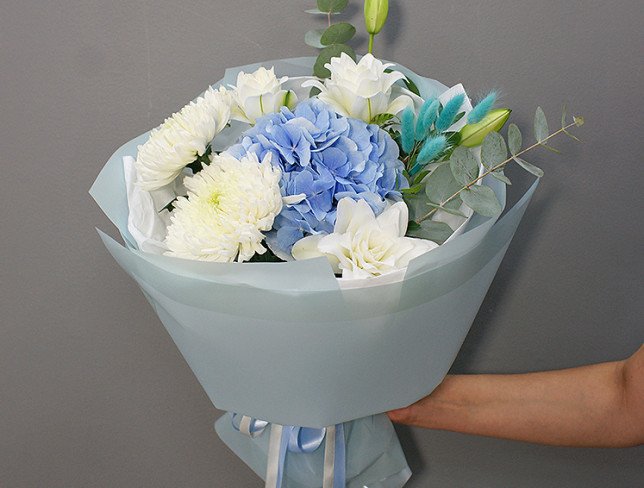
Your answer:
[90,57,537,487]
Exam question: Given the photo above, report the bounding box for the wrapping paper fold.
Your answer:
[90,57,538,486]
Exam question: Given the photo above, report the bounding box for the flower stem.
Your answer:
[416,122,578,224]
[368,34,374,54]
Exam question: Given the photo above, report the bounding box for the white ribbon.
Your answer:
[323,425,336,488]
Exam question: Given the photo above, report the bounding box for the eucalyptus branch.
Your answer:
[416,122,578,223]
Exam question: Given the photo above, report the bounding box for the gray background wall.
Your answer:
[1,0,642,486]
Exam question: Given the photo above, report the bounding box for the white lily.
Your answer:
[292,198,437,279]
[302,53,413,123]
[230,67,296,124]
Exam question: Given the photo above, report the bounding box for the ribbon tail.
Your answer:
[265,424,289,488]
[323,424,346,488]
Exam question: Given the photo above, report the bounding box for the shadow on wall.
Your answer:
[450,178,559,375]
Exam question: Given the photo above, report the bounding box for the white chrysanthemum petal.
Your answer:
[164,153,283,262]
[134,86,232,191]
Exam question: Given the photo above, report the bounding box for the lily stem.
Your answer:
[368,34,374,54]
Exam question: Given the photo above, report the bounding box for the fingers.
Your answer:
[387,406,414,425]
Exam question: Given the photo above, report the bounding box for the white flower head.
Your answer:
[302,53,413,123]
[135,86,232,191]
[164,152,283,263]
[292,198,438,279]
[230,66,296,124]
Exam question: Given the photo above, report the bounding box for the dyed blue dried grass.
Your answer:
[467,91,497,124]
[435,94,465,133]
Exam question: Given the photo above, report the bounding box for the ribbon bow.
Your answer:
[231,413,345,488]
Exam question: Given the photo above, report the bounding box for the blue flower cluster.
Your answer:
[227,99,406,258]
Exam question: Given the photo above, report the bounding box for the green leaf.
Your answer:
[513,157,544,177]
[540,143,561,154]
[314,44,356,78]
[320,23,356,45]
[534,106,549,142]
[406,220,454,244]
[461,185,502,217]
[427,200,467,218]
[317,0,348,13]
[481,131,508,167]
[401,183,424,195]
[306,9,341,15]
[507,123,522,155]
[247,248,285,263]
[563,128,581,142]
[561,103,568,128]
[402,76,420,96]
[452,111,466,125]
[425,162,462,207]
[370,112,395,125]
[449,147,479,186]
[491,171,512,185]
[412,169,430,185]
[304,29,325,49]
[384,70,420,97]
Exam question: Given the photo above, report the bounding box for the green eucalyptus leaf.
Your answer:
[507,123,522,155]
[317,0,348,13]
[540,143,561,154]
[306,9,341,15]
[534,106,549,142]
[481,131,508,168]
[513,156,544,177]
[406,220,454,244]
[427,200,466,218]
[425,163,462,207]
[321,23,356,45]
[406,220,421,231]
[563,128,581,142]
[305,29,325,49]
[314,44,356,78]
[461,185,502,217]
[491,171,512,185]
[561,104,568,128]
[449,147,479,186]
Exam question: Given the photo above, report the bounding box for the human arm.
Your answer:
[387,345,644,448]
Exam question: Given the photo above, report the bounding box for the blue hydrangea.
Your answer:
[227,98,407,258]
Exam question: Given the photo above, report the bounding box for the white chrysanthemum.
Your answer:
[164,152,283,262]
[135,86,232,191]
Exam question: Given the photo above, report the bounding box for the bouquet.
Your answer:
[91,1,583,486]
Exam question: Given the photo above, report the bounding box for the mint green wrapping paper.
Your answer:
[90,57,536,486]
